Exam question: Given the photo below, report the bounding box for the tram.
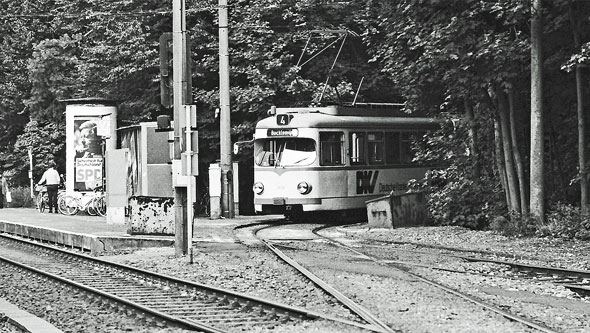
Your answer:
[252,104,442,218]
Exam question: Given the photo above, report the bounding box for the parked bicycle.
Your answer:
[35,184,66,213]
[58,188,106,217]
[35,184,48,213]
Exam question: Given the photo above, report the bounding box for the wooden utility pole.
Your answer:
[219,0,235,218]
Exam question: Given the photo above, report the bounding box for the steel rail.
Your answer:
[250,222,394,333]
[0,233,320,321]
[262,239,394,333]
[457,255,590,279]
[241,222,392,331]
[0,254,223,333]
[362,239,590,294]
[312,226,559,333]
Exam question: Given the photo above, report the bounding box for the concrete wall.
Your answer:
[0,220,173,255]
[366,192,427,228]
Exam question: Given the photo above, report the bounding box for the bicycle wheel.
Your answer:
[95,196,106,217]
[86,199,98,216]
[57,195,70,215]
[36,193,47,213]
[60,195,80,215]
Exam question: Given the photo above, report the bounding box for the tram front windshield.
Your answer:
[254,138,316,167]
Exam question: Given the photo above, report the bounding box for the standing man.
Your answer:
[38,161,60,213]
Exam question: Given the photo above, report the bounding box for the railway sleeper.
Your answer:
[139,299,221,306]
[153,305,231,312]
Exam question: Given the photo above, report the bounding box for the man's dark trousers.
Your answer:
[46,184,58,213]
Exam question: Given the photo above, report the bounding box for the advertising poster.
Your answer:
[64,99,117,195]
[74,118,103,191]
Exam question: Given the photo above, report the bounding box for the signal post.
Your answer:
[172,0,197,257]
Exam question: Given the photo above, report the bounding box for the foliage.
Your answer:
[9,121,66,185]
[489,204,590,240]
[410,118,505,229]
[3,186,35,208]
[538,203,590,240]
[412,169,506,230]
[0,0,589,239]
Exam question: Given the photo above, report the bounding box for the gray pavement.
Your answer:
[0,208,127,236]
[0,208,282,251]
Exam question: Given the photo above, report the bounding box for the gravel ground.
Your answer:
[105,244,363,332]
[337,225,590,271]
[0,267,191,333]
[100,223,590,332]
[3,222,588,332]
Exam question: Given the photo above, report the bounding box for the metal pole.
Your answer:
[185,105,194,262]
[219,0,234,218]
[173,0,189,255]
[28,148,34,198]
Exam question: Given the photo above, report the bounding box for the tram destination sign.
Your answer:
[267,128,299,137]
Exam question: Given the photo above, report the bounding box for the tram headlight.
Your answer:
[253,182,264,195]
[297,182,312,195]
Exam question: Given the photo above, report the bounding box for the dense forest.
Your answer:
[1,0,589,238]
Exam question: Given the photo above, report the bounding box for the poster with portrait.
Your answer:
[64,99,117,194]
[74,118,103,191]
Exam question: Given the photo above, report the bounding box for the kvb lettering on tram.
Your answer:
[356,170,379,194]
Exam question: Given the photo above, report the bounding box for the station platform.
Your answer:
[0,208,280,254]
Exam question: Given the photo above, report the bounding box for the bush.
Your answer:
[490,213,537,237]
[411,168,506,230]
[4,186,35,208]
[537,203,590,240]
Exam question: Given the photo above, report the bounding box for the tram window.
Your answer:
[254,140,277,166]
[350,132,366,165]
[320,132,344,166]
[255,138,316,167]
[280,138,316,166]
[368,132,384,165]
[385,132,401,164]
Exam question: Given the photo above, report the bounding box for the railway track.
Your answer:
[353,238,590,297]
[309,224,589,333]
[240,221,393,333]
[249,220,577,332]
[0,233,321,332]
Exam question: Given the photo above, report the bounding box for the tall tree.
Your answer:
[508,89,528,215]
[530,0,545,222]
[569,2,588,216]
[497,88,521,213]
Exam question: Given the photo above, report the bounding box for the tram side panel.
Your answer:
[254,165,430,214]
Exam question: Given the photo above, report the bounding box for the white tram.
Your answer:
[252,104,441,218]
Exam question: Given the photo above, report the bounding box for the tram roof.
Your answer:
[257,105,442,130]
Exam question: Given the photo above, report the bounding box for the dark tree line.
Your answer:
[1,0,589,235]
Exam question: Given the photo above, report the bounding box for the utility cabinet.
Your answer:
[118,122,173,198]
[107,122,173,231]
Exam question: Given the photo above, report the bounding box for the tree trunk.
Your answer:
[464,99,481,179]
[494,119,511,210]
[497,89,521,214]
[508,89,528,215]
[530,0,545,223]
[570,3,588,216]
